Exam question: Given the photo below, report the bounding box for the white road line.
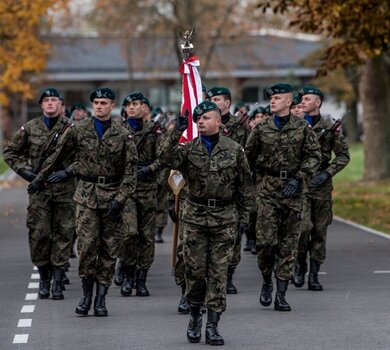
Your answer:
[28,282,39,289]
[33,266,38,271]
[21,305,35,313]
[374,271,390,274]
[17,319,32,328]
[334,216,390,240]
[25,293,38,300]
[30,273,40,279]
[13,334,29,344]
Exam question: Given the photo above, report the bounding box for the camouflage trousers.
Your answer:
[76,204,122,286]
[174,196,186,287]
[155,184,168,229]
[229,231,241,268]
[298,193,333,264]
[120,190,157,269]
[27,192,75,268]
[256,195,302,281]
[183,223,236,313]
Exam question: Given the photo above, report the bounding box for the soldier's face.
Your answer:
[300,94,321,115]
[197,110,221,136]
[270,93,292,115]
[291,104,305,117]
[125,100,143,119]
[93,98,114,120]
[41,97,62,117]
[210,96,230,114]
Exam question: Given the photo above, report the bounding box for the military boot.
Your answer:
[308,259,323,291]
[62,270,70,285]
[94,282,109,317]
[187,305,202,343]
[154,227,164,243]
[75,276,94,316]
[293,256,307,288]
[259,274,273,307]
[226,266,237,294]
[52,267,64,300]
[37,264,51,299]
[178,283,190,314]
[205,309,224,346]
[274,278,291,311]
[120,265,135,297]
[136,269,150,296]
[114,259,123,286]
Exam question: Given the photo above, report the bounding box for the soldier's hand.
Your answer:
[47,168,74,183]
[137,166,152,181]
[237,222,247,237]
[176,110,189,132]
[17,168,37,183]
[107,200,122,221]
[282,177,302,198]
[168,200,177,223]
[311,171,331,187]
[27,178,45,195]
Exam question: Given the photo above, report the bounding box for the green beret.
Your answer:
[291,94,302,106]
[89,87,116,102]
[250,106,267,119]
[122,91,145,106]
[298,85,324,100]
[38,87,64,104]
[207,86,231,99]
[193,101,220,123]
[70,102,87,113]
[142,96,151,108]
[264,83,293,100]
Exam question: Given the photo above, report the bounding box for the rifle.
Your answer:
[32,120,72,174]
[223,102,259,137]
[136,121,162,152]
[318,109,350,143]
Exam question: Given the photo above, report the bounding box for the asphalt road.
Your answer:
[1,183,390,350]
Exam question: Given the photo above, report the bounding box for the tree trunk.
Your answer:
[345,100,360,142]
[360,54,390,181]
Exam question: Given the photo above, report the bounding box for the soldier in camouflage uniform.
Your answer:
[29,87,138,317]
[4,88,75,301]
[119,91,161,297]
[292,86,350,291]
[158,101,252,345]
[207,86,251,295]
[245,83,321,311]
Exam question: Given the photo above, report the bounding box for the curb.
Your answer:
[334,216,390,241]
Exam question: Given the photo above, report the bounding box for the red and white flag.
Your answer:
[179,56,203,143]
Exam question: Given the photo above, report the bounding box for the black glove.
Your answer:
[237,222,247,237]
[137,166,152,181]
[176,112,188,132]
[311,171,331,187]
[107,200,122,221]
[168,200,177,223]
[17,168,36,182]
[282,177,302,198]
[27,178,45,194]
[47,168,74,183]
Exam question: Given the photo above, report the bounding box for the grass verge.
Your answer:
[0,155,9,175]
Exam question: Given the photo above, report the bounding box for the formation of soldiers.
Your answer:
[3,82,350,346]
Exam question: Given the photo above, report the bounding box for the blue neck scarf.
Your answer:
[44,116,59,130]
[128,118,143,132]
[93,117,111,140]
[201,133,219,154]
[304,114,320,126]
[274,115,290,130]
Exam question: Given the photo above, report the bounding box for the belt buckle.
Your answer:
[98,176,105,185]
[280,171,288,179]
[207,199,216,208]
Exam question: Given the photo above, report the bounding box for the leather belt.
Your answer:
[188,194,233,208]
[79,175,122,185]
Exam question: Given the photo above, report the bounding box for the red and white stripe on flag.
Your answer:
[179,56,203,143]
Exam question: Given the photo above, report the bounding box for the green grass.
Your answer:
[0,155,8,175]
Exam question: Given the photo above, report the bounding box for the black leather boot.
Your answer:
[187,305,202,343]
[75,276,94,316]
[62,271,70,285]
[94,282,109,317]
[136,269,150,296]
[178,283,190,314]
[226,266,237,294]
[120,265,135,297]
[293,256,307,288]
[154,227,164,243]
[205,309,224,346]
[274,278,291,311]
[52,267,64,300]
[259,274,273,307]
[114,260,123,286]
[37,264,51,299]
[308,259,323,291]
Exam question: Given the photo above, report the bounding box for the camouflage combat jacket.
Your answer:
[221,112,250,147]
[3,115,76,196]
[158,128,253,227]
[36,117,138,209]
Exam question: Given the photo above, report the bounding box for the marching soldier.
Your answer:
[245,83,321,311]
[293,86,350,290]
[207,86,250,294]
[3,88,76,301]
[159,101,252,345]
[290,94,304,117]
[119,91,162,297]
[28,87,138,316]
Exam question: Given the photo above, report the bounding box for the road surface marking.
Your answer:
[31,273,40,279]
[28,282,39,289]
[25,293,38,301]
[13,334,29,344]
[17,319,32,328]
[21,305,35,313]
[374,271,390,274]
